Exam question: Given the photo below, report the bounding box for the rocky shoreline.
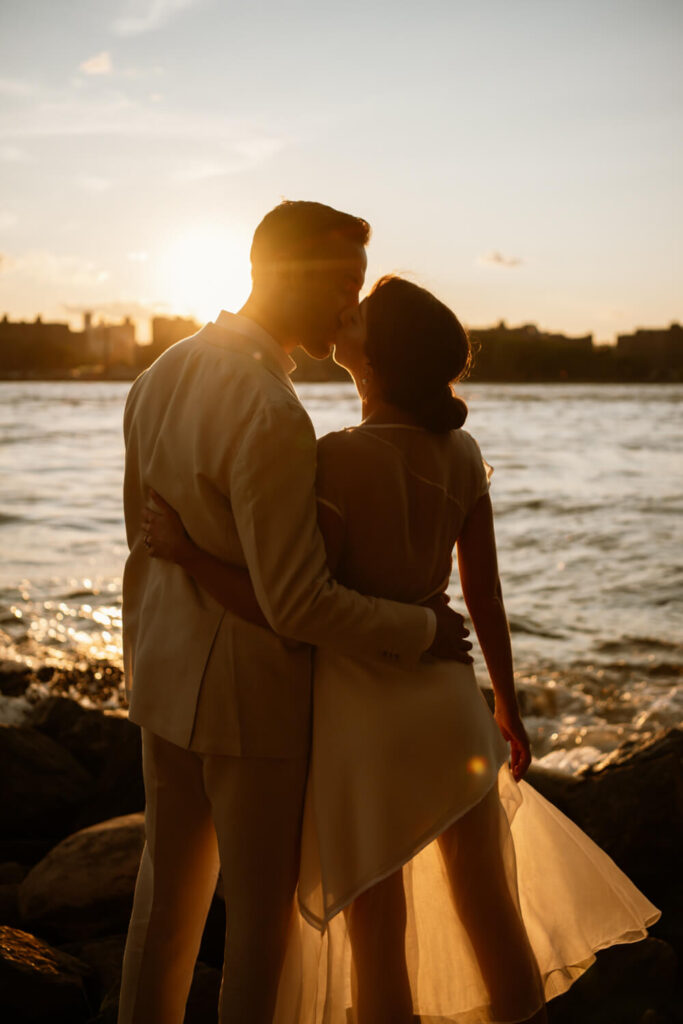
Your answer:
[1,661,681,1023]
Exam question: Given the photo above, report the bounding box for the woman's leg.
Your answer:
[346,869,414,1024]
[438,785,547,1024]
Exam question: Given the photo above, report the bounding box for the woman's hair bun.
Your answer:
[365,276,471,433]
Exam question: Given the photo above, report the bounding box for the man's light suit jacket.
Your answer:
[122,311,434,758]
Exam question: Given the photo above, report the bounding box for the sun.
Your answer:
[157,226,252,323]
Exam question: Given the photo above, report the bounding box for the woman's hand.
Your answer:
[141,489,194,566]
[494,702,532,782]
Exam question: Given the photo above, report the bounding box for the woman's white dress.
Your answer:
[273,424,660,1024]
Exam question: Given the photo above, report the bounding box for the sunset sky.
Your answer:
[0,0,680,342]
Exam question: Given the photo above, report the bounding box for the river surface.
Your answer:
[1,380,681,771]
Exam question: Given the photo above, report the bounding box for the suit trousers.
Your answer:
[117,728,308,1024]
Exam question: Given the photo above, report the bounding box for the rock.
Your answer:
[197,891,227,969]
[60,933,126,1018]
[185,961,221,1023]
[0,724,93,845]
[0,693,32,726]
[30,697,136,775]
[90,985,119,1024]
[62,933,126,996]
[0,925,94,1023]
[30,697,144,827]
[30,695,88,748]
[74,720,144,830]
[0,882,20,926]
[0,660,32,697]
[527,728,683,864]
[18,814,145,942]
[527,728,683,961]
[0,862,29,884]
[546,937,679,1024]
[90,959,221,1024]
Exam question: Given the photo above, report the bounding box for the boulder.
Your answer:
[18,814,144,942]
[0,724,93,846]
[30,697,145,827]
[185,960,221,1023]
[0,925,94,1023]
[0,862,28,884]
[0,660,32,697]
[91,959,221,1024]
[527,729,683,864]
[60,933,127,1018]
[0,882,20,926]
[527,728,683,960]
[197,890,227,968]
[546,937,679,1024]
[62,933,126,996]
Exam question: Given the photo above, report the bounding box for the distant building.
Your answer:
[136,316,201,368]
[0,312,137,374]
[468,321,594,381]
[83,312,136,367]
[0,314,87,373]
[616,324,683,378]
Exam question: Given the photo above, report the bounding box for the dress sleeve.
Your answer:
[460,431,493,508]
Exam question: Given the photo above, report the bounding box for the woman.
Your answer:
[142,277,659,1024]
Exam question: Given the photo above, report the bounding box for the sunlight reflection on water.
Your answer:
[1,380,681,766]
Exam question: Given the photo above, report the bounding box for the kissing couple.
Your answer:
[117,200,659,1024]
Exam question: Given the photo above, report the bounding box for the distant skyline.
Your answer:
[0,0,681,342]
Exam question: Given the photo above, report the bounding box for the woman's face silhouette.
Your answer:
[333,299,368,377]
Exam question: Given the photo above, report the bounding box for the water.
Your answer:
[1,380,682,770]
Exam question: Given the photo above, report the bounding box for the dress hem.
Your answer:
[298,752,509,932]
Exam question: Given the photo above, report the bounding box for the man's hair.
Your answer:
[250,200,371,269]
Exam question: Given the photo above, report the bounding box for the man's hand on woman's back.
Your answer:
[423,594,473,663]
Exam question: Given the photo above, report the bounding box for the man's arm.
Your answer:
[228,395,466,664]
[143,489,269,628]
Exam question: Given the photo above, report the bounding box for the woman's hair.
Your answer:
[364,276,471,432]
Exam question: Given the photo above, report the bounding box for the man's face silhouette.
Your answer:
[289,236,367,360]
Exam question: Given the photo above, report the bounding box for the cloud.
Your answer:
[0,251,110,288]
[0,212,18,230]
[173,137,286,181]
[80,52,113,75]
[478,251,523,269]
[0,144,29,162]
[0,90,283,153]
[121,65,165,80]
[62,299,166,319]
[76,175,114,193]
[111,0,201,36]
[0,78,37,98]
[0,85,287,178]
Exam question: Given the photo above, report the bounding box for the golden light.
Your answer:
[156,226,252,323]
[466,756,488,776]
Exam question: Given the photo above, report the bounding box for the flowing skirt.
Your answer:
[273,652,660,1024]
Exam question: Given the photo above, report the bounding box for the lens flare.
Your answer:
[466,755,488,776]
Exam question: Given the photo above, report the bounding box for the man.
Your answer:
[118,200,470,1023]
